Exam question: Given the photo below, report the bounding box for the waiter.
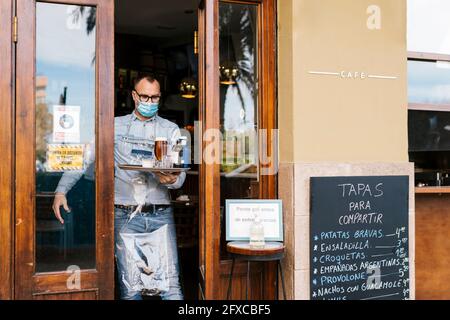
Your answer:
[52,75,186,300]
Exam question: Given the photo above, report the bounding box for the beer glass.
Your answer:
[155,137,168,162]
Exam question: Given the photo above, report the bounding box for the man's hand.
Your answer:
[52,193,71,224]
[154,172,180,185]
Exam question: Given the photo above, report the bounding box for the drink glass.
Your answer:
[163,154,174,169]
[155,137,168,162]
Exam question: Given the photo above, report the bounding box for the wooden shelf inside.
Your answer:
[415,186,450,194]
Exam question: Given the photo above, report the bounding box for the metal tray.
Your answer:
[118,164,191,173]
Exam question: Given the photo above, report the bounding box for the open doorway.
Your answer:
[114,0,200,300]
[5,0,277,300]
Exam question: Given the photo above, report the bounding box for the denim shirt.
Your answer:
[55,111,186,205]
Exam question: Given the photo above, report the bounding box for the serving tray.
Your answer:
[118,164,190,173]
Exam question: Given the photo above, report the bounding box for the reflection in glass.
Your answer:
[408,0,450,55]
[409,110,450,152]
[408,60,450,105]
[219,3,258,258]
[35,2,96,273]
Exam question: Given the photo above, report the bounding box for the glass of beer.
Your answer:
[155,137,168,163]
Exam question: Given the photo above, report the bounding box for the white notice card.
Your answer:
[53,105,80,143]
[226,200,283,241]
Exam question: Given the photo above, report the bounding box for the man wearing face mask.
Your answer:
[52,75,186,300]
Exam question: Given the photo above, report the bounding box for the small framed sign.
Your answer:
[226,199,283,242]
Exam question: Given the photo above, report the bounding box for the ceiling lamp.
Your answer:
[179,19,198,99]
[220,61,239,85]
[180,77,197,99]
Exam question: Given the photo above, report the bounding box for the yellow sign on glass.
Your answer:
[47,144,84,172]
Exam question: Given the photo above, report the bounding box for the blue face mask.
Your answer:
[137,101,159,118]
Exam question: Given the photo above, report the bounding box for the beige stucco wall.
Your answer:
[277,0,413,300]
[278,0,408,163]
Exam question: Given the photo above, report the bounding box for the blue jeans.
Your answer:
[114,207,183,300]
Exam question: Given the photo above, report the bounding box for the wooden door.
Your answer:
[0,0,14,301]
[14,0,115,300]
[198,0,278,300]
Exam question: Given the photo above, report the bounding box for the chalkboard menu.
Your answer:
[310,176,410,300]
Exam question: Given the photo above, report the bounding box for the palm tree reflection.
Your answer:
[220,4,258,174]
[70,6,96,34]
[70,6,96,64]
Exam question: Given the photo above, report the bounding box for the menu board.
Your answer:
[310,176,410,300]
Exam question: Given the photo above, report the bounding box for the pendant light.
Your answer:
[220,61,239,85]
[220,9,239,85]
[180,10,198,99]
[180,77,197,99]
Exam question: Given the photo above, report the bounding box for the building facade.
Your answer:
[0,0,446,300]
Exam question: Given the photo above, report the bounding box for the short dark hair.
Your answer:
[133,74,159,88]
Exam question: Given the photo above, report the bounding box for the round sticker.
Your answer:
[59,114,74,129]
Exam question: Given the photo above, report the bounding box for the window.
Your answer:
[408,0,450,170]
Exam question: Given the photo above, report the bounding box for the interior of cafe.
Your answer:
[114,0,200,299]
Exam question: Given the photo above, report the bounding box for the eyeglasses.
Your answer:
[133,90,161,103]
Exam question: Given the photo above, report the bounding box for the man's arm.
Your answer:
[155,171,186,189]
[54,171,85,195]
[53,171,82,224]
[165,171,186,190]
[53,143,95,224]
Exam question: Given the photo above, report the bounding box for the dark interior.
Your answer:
[114,0,200,300]
[409,110,450,186]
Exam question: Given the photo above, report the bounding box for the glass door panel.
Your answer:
[35,2,97,273]
[199,0,276,300]
[15,0,114,300]
[219,2,259,258]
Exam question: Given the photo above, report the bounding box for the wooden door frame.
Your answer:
[199,0,278,300]
[198,0,221,300]
[0,0,14,301]
[259,0,278,299]
[15,0,115,300]
[197,0,206,299]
